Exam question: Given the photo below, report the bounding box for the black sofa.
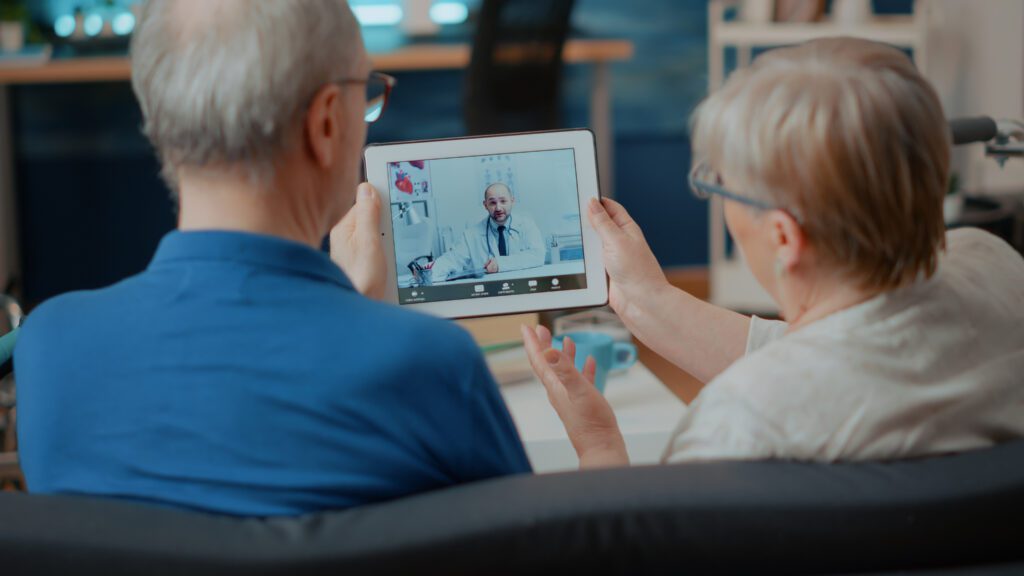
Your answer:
[2,440,1023,575]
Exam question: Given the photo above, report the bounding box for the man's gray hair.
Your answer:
[130,0,362,189]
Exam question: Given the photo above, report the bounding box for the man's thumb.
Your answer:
[358,184,381,216]
[353,183,381,238]
[357,183,376,204]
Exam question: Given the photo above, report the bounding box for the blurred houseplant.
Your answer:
[0,0,27,52]
[944,172,964,224]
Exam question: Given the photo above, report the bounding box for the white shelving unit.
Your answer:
[706,0,930,313]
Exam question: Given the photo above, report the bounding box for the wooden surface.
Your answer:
[636,268,709,405]
[0,452,19,484]
[460,313,538,348]
[0,39,634,85]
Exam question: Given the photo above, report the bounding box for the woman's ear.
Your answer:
[767,209,806,273]
[304,84,343,169]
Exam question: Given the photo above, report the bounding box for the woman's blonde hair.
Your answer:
[691,37,950,290]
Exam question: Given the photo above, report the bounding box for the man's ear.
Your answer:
[767,210,806,273]
[305,84,343,169]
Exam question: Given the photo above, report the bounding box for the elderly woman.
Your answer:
[522,37,1024,468]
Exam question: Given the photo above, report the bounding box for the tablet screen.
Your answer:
[387,148,588,305]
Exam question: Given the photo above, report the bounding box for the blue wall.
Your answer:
[15,1,811,306]
[364,0,713,269]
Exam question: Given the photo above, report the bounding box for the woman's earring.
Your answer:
[774,259,785,278]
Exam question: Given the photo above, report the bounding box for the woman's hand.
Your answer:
[330,183,387,300]
[520,324,628,469]
[586,197,750,384]
[587,198,671,319]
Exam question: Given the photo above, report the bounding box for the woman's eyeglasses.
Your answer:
[333,72,397,124]
[688,160,778,211]
[688,159,804,223]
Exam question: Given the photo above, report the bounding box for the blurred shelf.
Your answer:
[706,0,929,312]
[715,16,920,47]
[0,39,634,85]
[0,56,128,84]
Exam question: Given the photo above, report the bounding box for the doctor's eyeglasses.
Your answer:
[332,72,397,124]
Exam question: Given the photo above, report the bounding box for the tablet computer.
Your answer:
[364,129,608,319]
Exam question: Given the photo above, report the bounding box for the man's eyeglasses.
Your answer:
[334,72,397,123]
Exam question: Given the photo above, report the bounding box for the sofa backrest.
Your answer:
[2,441,1024,575]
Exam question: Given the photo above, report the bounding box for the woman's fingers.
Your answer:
[542,348,592,398]
[583,356,597,385]
[600,198,645,239]
[563,335,576,364]
[535,327,580,376]
[534,324,553,348]
[522,325,594,400]
[587,198,627,244]
[522,325,568,397]
[521,325,549,379]
[521,325,627,469]
[600,197,634,227]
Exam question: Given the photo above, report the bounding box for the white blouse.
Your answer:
[663,227,1024,463]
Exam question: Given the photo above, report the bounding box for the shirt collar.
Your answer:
[488,215,520,234]
[149,230,355,291]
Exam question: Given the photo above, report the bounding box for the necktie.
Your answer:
[497,225,508,256]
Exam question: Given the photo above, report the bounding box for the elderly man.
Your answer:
[14,0,529,516]
[431,182,545,280]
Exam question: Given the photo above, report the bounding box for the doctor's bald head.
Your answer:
[483,183,515,224]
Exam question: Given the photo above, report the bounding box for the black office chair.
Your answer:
[464,0,575,135]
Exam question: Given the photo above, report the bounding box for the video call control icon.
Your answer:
[528,280,538,287]
[474,285,484,293]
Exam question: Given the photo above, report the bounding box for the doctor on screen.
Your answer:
[431,183,545,280]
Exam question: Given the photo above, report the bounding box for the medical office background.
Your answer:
[390,149,584,283]
[3,0,1023,309]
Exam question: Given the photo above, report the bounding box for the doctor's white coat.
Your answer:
[431,214,545,280]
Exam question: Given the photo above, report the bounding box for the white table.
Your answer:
[493,348,687,473]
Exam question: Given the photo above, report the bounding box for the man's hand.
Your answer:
[521,324,629,469]
[484,258,499,274]
[330,183,386,300]
[587,198,670,320]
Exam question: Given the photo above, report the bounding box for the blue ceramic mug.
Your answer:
[552,331,637,394]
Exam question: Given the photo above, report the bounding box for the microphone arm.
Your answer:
[986,119,1024,166]
[949,116,998,145]
[949,116,1024,166]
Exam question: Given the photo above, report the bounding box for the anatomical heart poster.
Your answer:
[388,160,432,199]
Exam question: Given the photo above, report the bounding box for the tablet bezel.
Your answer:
[364,129,608,319]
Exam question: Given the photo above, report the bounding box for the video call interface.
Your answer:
[388,148,588,305]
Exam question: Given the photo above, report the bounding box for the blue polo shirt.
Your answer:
[15,230,531,516]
